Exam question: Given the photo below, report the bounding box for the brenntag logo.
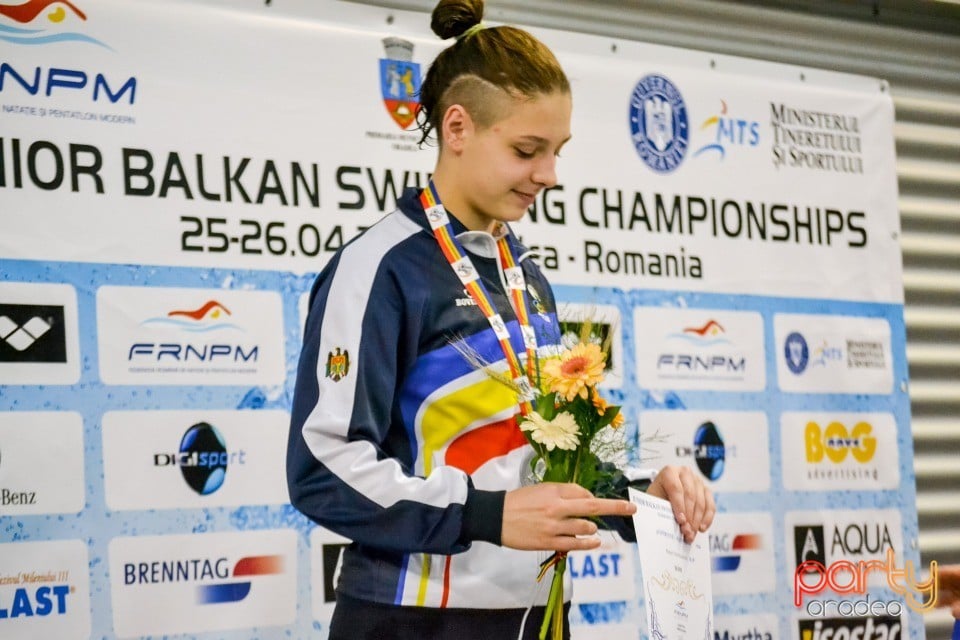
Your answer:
[635,308,765,391]
[781,413,899,491]
[708,513,775,595]
[109,530,296,636]
[96,286,284,385]
[102,410,288,511]
[0,283,79,384]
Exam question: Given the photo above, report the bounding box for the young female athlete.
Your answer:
[287,1,715,637]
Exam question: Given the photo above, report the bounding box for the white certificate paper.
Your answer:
[628,488,714,639]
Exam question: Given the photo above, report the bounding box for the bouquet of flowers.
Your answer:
[453,319,630,640]
[519,333,626,640]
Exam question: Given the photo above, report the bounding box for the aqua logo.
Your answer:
[794,525,826,571]
[628,74,689,173]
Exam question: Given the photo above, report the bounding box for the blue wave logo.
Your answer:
[0,1,111,49]
[139,300,242,334]
[667,319,731,346]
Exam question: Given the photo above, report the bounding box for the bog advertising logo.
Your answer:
[102,410,288,511]
[781,413,899,491]
[109,530,296,636]
[635,308,765,392]
[0,540,91,639]
[639,411,769,493]
[628,74,689,173]
[775,314,893,394]
[0,282,79,384]
[379,36,421,130]
[0,411,84,516]
[96,286,284,385]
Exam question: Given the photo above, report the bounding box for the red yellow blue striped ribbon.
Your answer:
[419,182,538,415]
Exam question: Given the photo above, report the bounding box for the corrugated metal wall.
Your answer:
[359,0,960,634]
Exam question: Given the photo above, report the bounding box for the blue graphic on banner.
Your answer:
[0,259,919,639]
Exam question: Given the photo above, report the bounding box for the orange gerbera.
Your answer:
[591,388,624,429]
[543,342,606,401]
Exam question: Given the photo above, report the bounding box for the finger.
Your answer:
[681,467,701,527]
[689,481,708,534]
[554,517,599,538]
[554,482,595,499]
[552,534,603,553]
[700,490,717,532]
[560,497,636,518]
[659,467,688,526]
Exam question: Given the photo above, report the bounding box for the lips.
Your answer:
[513,190,537,208]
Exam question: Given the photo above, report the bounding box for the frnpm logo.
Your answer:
[109,530,296,637]
[0,539,91,639]
[96,286,285,385]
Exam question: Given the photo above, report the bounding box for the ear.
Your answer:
[440,104,474,153]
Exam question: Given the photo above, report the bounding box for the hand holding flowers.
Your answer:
[515,340,629,640]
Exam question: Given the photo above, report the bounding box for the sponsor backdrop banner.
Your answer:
[0,1,918,638]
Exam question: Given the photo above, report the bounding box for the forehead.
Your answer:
[490,92,572,143]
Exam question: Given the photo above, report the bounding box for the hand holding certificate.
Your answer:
[629,488,714,639]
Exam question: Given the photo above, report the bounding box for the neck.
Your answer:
[429,168,496,233]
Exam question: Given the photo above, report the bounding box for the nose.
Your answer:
[532,154,558,189]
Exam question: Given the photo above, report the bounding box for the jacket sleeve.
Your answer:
[286,221,503,555]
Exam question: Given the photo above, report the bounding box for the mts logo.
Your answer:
[805,421,876,463]
[0,585,71,618]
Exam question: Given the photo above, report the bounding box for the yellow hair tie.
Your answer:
[456,22,485,41]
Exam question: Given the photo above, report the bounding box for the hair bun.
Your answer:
[430,0,484,40]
